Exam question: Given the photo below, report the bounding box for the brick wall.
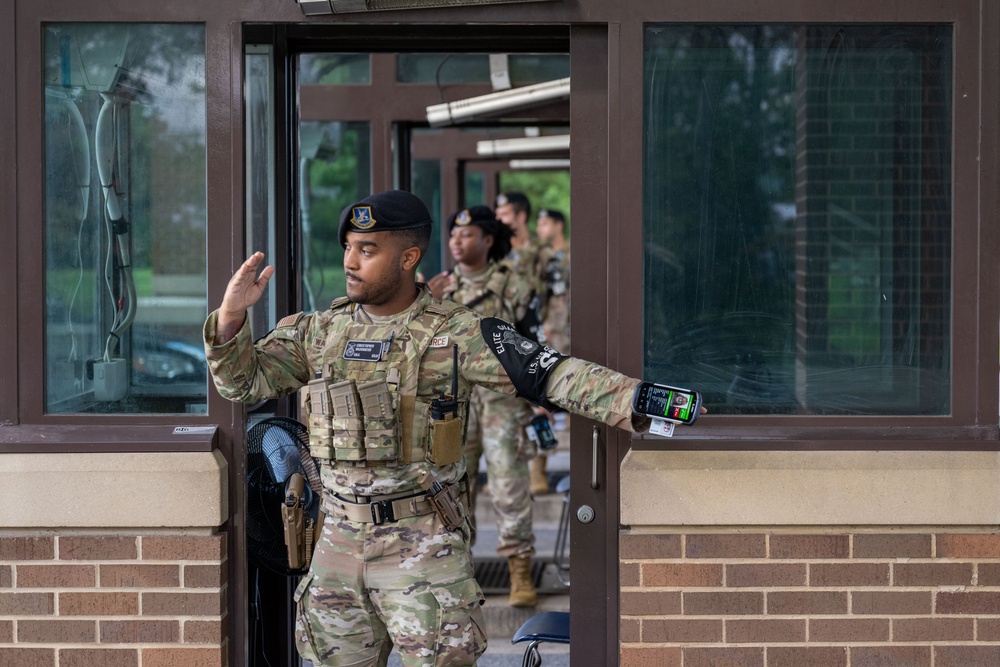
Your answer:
[620,531,1000,667]
[0,533,227,667]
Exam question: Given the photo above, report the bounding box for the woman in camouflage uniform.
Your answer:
[428,206,541,607]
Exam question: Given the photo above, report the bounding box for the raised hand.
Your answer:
[215,252,274,343]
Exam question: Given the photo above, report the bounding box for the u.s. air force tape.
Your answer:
[481,317,568,409]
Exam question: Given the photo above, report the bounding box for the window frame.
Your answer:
[615,1,998,447]
[5,3,259,450]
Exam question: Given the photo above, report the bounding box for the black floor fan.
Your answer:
[244,417,323,667]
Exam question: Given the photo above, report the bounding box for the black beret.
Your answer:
[447,206,499,233]
[338,190,433,248]
[495,191,530,212]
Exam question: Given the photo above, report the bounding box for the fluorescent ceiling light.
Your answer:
[477,133,569,158]
[298,0,556,15]
[509,159,571,170]
[427,77,570,127]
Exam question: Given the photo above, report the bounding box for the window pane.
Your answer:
[410,157,443,276]
[299,121,371,313]
[44,23,208,414]
[642,25,952,416]
[397,53,569,85]
[299,53,371,85]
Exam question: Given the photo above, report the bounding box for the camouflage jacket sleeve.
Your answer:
[452,309,649,433]
[203,309,315,403]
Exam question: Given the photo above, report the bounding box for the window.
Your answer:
[642,25,952,416]
[396,53,569,85]
[298,120,371,313]
[43,23,208,414]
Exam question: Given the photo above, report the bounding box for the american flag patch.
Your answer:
[277,314,298,328]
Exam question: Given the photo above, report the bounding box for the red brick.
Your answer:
[768,591,847,615]
[643,563,722,587]
[141,536,225,561]
[894,617,974,641]
[59,537,137,561]
[978,618,1000,640]
[17,564,96,588]
[0,592,54,615]
[770,534,848,559]
[101,620,180,643]
[0,620,12,642]
[810,562,888,586]
[936,645,1000,667]
[620,562,640,586]
[0,537,55,560]
[852,591,931,615]
[60,649,138,667]
[642,618,722,643]
[620,646,682,667]
[141,591,222,616]
[0,648,54,667]
[894,562,972,586]
[686,534,765,559]
[620,534,682,559]
[1,565,11,587]
[852,646,931,667]
[725,619,804,643]
[937,534,1000,558]
[101,564,180,588]
[853,533,931,558]
[726,563,806,587]
[141,647,224,667]
[683,647,763,667]
[620,618,640,643]
[768,647,846,667]
[183,617,225,644]
[684,591,763,615]
[60,592,138,616]
[974,562,1000,586]
[184,564,226,588]
[18,620,96,643]
[809,618,889,642]
[620,591,682,616]
[937,591,1000,614]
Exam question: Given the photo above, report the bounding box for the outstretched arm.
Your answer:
[215,252,274,344]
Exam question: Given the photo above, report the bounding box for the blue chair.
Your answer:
[511,611,570,667]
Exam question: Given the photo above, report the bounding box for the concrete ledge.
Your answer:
[621,450,1000,526]
[0,451,228,529]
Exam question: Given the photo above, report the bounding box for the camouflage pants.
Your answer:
[293,510,487,667]
[464,386,535,559]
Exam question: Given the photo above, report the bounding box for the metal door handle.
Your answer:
[591,426,600,489]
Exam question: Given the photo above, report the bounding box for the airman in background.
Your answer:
[429,205,541,607]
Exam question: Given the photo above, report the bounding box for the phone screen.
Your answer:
[641,385,696,423]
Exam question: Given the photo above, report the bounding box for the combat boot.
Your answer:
[530,455,550,495]
[508,555,537,607]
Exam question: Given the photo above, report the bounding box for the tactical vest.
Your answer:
[300,296,466,468]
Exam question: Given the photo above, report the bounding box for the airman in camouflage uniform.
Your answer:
[537,208,571,356]
[495,193,559,495]
[205,190,653,667]
[428,206,540,607]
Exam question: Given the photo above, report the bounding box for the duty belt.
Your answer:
[323,489,435,525]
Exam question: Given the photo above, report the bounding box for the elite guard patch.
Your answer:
[351,206,376,230]
[481,317,567,409]
[430,335,450,348]
[344,339,384,362]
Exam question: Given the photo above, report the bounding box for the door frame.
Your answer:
[245,21,623,664]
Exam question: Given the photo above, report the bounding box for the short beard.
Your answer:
[346,262,403,307]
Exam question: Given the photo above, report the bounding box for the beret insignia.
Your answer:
[455,209,472,226]
[351,206,376,230]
